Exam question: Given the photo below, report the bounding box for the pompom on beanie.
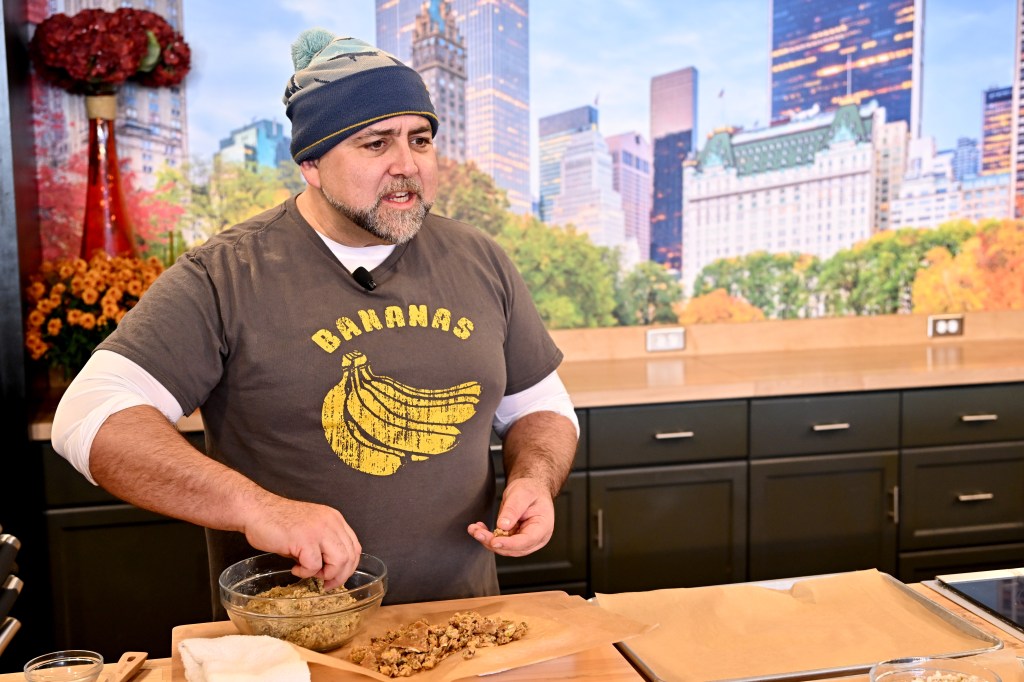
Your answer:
[283,28,438,163]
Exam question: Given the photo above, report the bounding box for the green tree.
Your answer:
[818,221,976,315]
[432,157,510,236]
[692,251,819,319]
[615,260,683,325]
[497,215,618,328]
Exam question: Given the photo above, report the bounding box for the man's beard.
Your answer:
[321,181,432,245]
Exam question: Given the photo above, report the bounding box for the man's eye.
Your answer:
[365,140,386,150]
[412,136,432,147]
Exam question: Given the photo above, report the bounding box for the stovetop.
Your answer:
[936,568,1024,634]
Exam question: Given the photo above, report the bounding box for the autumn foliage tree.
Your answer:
[615,260,683,325]
[432,157,510,236]
[676,288,766,325]
[912,219,1024,313]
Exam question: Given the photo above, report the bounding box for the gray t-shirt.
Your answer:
[99,196,563,604]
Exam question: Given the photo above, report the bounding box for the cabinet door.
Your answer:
[900,442,1024,550]
[494,472,588,591]
[46,505,211,661]
[749,451,898,581]
[590,462,747,594]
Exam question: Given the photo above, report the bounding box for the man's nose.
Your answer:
[388,142,418,177]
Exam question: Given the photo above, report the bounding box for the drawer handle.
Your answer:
[812,422,850,432]
[488,444,502,452]
[595,509,604,551]
[957,492,995,503]
[654,431,695,440]
[888,485,899,525]
[961,414,998,423]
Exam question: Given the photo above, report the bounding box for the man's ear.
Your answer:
[299,159,321,188]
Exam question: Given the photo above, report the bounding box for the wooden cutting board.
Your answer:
[169,591,646,681]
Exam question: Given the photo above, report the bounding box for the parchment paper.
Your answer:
[595,569,1002,682]
[171,590,650,682]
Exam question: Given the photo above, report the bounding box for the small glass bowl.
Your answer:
[23,650,104,682]
[870,656,1002,682]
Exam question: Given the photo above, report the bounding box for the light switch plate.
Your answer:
[646,327,686,352]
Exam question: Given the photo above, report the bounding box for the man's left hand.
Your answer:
[467,477,554,557]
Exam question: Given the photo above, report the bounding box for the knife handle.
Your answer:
[0,535,21,580]
[0,617,20,657]
[0,575,23,624]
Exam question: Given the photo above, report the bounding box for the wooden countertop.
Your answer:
[26,338,1024,441]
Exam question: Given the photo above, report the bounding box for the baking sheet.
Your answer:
[595,569,1002,682]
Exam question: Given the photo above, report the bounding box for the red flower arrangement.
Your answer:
[29,7,190,95]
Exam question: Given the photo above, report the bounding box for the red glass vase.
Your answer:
[81,94,137,259]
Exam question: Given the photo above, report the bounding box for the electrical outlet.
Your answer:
[646,327,685,352]
[927,314,964,338]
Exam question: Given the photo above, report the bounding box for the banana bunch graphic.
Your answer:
[322,350,481,476]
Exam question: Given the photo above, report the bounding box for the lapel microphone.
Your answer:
[352,267,377,291]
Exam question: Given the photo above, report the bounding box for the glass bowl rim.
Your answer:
[24,649,104,674]
[870,656,1001,681]
[218,551,387,609]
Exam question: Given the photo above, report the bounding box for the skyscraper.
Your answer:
[375,0,421,63]
[606,132,653,266]
[649,67,697,272]
[770,0,924,137]
[547,127,627,253]
[982,86,1013,176]
[538,105,598,223]
[411,0,467,163]
[452,0,531,214]
[377,0,532,213]
[215,120,291,171]
[952,137,981,181]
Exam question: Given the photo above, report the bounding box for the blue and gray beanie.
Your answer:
[283,29,439,163]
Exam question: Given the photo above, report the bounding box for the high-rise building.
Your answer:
[547,128,627,254]
[215,120,291,171]
[606,132,653,267]
[649,67,697,271]
[770,0,924,138]
[451,0,531,214]
[411,0,467,163]
[538,105,598,222]
[375,0,422,63]
[982,86,1013,176]
[952,137,981,180]
[1012,0,1024,216]
[378,0,531,213]
[682,102,906,294]
[651,67,697,141]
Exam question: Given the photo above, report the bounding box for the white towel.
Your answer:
[179,635,310,682]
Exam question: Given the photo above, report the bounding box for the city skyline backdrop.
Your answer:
[183,0,1015,198]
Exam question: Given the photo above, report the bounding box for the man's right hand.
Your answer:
[242,494,362,590]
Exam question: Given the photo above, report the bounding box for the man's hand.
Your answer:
[242,494,362,589]
[467,477,555,556]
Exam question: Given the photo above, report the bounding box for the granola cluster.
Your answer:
[241,578,361,651]
[349,610,528,678]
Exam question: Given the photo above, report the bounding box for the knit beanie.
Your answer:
[283,29,439,163]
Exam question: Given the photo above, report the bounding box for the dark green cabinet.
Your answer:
[40,440,211,661]
[899,384,1024,579]
[749,451,898,580]
[589,461,747,593]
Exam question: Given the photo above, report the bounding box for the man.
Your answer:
[51,30,578,606]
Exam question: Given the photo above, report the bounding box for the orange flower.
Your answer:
[25,252,164,375]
